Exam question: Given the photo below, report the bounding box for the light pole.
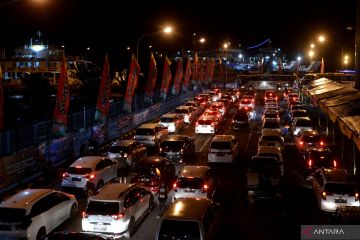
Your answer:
[136,26,172,61]
[308,50,314,65]
[223,42,229,88]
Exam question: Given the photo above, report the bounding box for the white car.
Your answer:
[195,115,218,134]
[311,168,359,212]
[208,135,239,164]
[258,129,284,150]
[159,113,185,133]
[292,117,313,136]
[173,166,215,201]
[61,156,119,196]
[0,189,78,240]
[82,183,154,238]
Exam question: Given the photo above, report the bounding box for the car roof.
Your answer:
[164,135,188,141]
[70,156,104,169]
[163,198,212,220]
[295,117,311,121]
[180,166,209,178]
[0,188,53,209]
[212,135,235,141]
[111,139,136,147]
[322,168,349,183]
[138,123,159,129]
[139,156,168,167]
[90,183,135,201]
[261,129,282,136]
[161,113,178,118]
[176,106,191,110]
[298,129,319,136]
[258,145,281,154]
[199,115,216,120]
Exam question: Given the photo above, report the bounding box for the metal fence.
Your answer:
[0,88,204,156]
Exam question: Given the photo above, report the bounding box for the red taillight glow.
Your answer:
[86,174,95,180]
[320,141,324,146]
[173,182,177,188]
[112,213,124,220]
[82,211,89,218]
[203,184,209,192]
[63,172,69,178]
[75,166,82,168]
[308,159,312,167]
[300,141,304,145]
[356,193,359,201]
[333,160,337,168]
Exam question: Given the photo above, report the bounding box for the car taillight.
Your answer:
[173,182,177,192]
[322,191,326,200]
[320,141,324,146]
[63,172,70,178]
[356,193,359,201]
[300,141,304,145]
[202,184,209,192]
[16,219,32,230]
[86,174,95,180]
[333,160,337,168]
[308,159,312,167]
[112,213,125,220]
[123,153,128,158]
[82,211,89,218]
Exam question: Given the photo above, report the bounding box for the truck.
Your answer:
[246,155,283,204]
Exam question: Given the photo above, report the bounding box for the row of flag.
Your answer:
[53,52,217,136]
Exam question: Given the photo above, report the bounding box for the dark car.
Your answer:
[303,147,336,175]
[45,232,109,240]
[160,135,195,163]
[233,109,249,129]
[131,156,176,193]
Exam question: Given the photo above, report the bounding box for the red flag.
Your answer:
[260,58,264,74]
[192,52,199,80]
[52,53,70,135]
[320,57,325,73]
[96,54,111,118]
[160,56,172,100]
[183,58,192,91]
[278,58,282,74]
[204,59,210,81]
[173,59,183,95]
[0,66,4,132]
[209,58,215,81]
[124,54,140,112]
[218,57,224,78]
[145,52,157,99]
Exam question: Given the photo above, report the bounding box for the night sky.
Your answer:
[0,0,357,67]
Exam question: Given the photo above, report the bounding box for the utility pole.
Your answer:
[355,0,360,89]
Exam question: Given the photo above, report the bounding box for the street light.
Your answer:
[310,43,315,48]
[223,42,229,87]
[308,50,315,64]
[136,26,172,61]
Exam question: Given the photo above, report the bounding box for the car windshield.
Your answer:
[264,113,278,118]
[324,183,356,195]
[67,167,92,175]
[161,141,183,152]
[109,146,129,154]
[210,141,231,149]
[198,119,213,125]
[177,177,204,189]
[0,208,26,222]
[136,128,155,135]
[86,201,120,215]
[263,121,280,129]
[160,117,175,123]
[158,220,201,240]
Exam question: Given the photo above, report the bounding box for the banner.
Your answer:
[182,58,192,92]
[145,52,157,104]
[172,59,183,95]
[198,62,204,81]
[320,57,325,73]
[52,53,70,136]
[0,66,3,132]
[160,56,172,101]
[204,59,210,82]
[192,52,199,80]
[209,58,215,82]
[124,54,140,113]
[218,57,224,78]
[278,58,282,74]
[95,54,111,123]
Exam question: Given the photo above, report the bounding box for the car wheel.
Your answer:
[125,217,136,239]
[96,180,104,191]
[69,203,78,218]
[36,227,46,240]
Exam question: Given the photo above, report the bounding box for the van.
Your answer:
[155,198,222,240]
[134,123,168,147]
[159,113,185,133]
[208,135,239,164]
[173,165,215,201]
[82,183,154,238]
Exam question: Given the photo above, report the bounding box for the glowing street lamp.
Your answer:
[136,26,172,61]
[310,43,315,48]
[308,50,315,64]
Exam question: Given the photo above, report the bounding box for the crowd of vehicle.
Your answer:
[1,85,360,240]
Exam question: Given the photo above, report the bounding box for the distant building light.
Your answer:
[272,53,275,56]
[265,56,270,59]
[238,54,243,59]
[278,48,281,51]
[187,50,191,53]
[272,61,277,66]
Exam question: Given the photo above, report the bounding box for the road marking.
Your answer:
[199,135,213,152]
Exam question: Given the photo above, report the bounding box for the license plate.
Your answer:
[72,177,81,182]
[335,198,347,203]
[94,224,106,231]
[185,189,195,193]
[141,178,150,182]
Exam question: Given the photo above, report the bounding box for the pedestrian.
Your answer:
[157,183,168,213]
